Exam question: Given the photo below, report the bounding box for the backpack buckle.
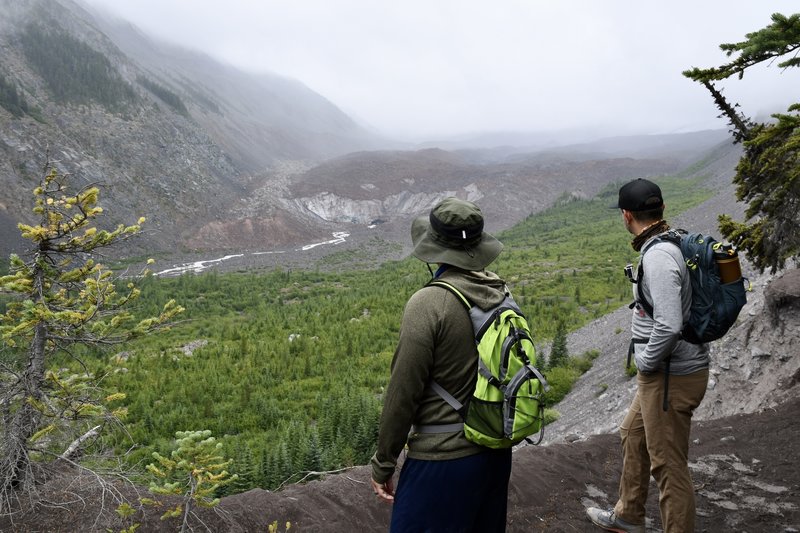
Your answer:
[624,263,636,283]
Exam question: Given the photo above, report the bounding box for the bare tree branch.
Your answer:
[59,425,101,461]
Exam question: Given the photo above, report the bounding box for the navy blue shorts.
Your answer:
[390,448,512,533]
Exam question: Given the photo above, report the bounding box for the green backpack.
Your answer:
[419,280,549,448]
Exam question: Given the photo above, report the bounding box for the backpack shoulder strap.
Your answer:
[428,280,519,341]
[659,228,685,247]
[634,264,653,317]
[426,280,472,310]
[634,230,683,317]
[413,279,473,434]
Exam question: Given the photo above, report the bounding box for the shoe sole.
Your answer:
[588,517,636,533]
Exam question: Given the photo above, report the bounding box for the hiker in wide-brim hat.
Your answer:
[371,196,514,531]
[410,197,503,271]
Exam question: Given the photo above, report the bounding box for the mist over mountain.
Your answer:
[0,0,380,258]
[0,0,732,264]
[89,10,383,170]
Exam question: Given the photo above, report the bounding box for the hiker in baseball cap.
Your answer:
[410,197,503,271]
[611,178,664,212]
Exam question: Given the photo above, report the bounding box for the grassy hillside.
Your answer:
[54,174,712,493]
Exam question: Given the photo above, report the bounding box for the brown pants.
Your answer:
[613,369,709,532]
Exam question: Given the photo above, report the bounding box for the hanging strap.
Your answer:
[430,381,464,413]
[662,356,671,412]
[411,381,466,434]
[634,260,654,317]
[627,337,649,369]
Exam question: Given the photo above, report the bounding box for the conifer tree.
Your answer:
[683,12,800,272]
[0,161,183,507]
[227,442,257,495]
[548,321,569,369]
[305,428,323,473]
[261,446,277,488]
[277,443,292,483]
[146,430,237,532]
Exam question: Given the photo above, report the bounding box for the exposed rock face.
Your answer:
[292,189,466,224]
[765,267,800,324]
[279,148,704,237]
[697,266,800,419]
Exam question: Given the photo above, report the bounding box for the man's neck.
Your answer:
[634,219,663,237]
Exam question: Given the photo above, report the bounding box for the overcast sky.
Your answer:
[80,0,798,141]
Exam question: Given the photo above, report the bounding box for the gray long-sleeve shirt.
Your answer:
[632,239,709,374]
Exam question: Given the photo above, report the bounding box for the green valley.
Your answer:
[83,173,713,493]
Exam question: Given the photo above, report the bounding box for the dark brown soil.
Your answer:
[2,396,798,532]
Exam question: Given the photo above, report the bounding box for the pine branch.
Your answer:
[701,81,752,143]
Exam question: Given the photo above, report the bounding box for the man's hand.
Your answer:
[371,476,395,503]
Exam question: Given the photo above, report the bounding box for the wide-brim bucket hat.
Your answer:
[411,197,503,271]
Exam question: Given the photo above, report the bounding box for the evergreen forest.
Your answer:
[19,23,138,112]
[0,73,31,118]
[137,76,189,116]
[29,173,713,494]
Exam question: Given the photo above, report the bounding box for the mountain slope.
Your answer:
[90,11,381,170]
[0,0,738,267]
[218,137,731,260]
[282,149,684,229]
[0,0,379,257]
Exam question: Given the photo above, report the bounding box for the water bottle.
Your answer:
[714,243,742,284]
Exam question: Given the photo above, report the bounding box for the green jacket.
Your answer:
[370,267,508,484]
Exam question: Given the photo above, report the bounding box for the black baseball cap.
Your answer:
[611,178,664,211]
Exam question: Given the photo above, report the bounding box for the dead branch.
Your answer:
[59,425,101,461]
[277,466,360,491]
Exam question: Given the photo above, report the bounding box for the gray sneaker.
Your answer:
[585,507,645,533]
